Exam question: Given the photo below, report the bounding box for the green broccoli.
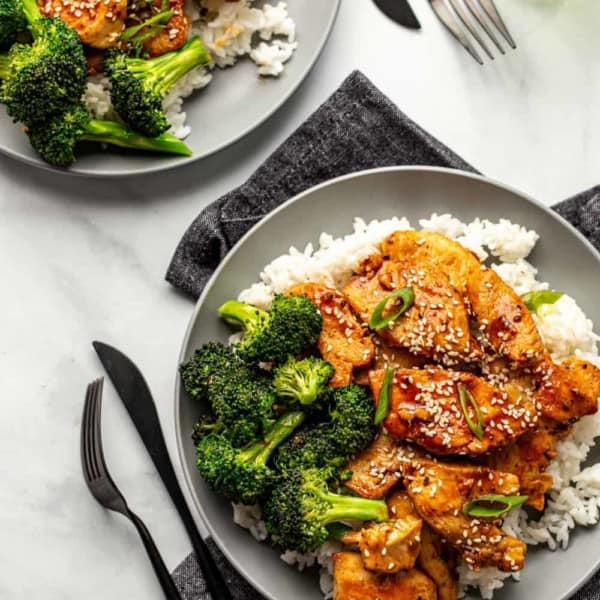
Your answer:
[274,422,344,472]
[0,0,26,51]
[264,467,389,552]
[274,384,375,472]
[196,411,306,504]
[180,342,239,401]
[218,294,322,364]
[27,104,192,167]
[180,341,278,446]
[1,0,87,126]
[191,414,221,445]
[329,384,376,456]
[105,36,211,137]
[273,356,334,408]
[0,53,9,78]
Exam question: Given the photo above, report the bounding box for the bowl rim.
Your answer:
[174,165,600,600]
[0,0,341,178]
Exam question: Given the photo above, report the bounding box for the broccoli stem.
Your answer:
[318,491,389,524]
[239,411,306,466]
[20,0,42,31]
[129,37,211,97]
[0,54,9,79]
[218,299,268,329]
[81,119,192,156]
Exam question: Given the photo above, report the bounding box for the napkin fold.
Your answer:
[167,71,600,599]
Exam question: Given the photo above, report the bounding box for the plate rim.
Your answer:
[174,165,600,600]
[0,0,341,178]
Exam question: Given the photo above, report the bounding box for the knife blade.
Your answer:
[373,0,421,30]
[93,341,232,600]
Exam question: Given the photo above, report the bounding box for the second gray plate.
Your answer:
[176,167,600,600]
[0,0,339,176]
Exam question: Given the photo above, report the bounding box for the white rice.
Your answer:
[231,213,600,599]
[83,0,297,139]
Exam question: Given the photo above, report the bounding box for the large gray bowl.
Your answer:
[0,0,339,177]
[176,167,600,600]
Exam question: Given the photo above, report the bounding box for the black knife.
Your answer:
[93,341,232,600]
[373,0,421,29]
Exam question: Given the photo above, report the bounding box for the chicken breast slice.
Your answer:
[380,231,547,365]
[403,458,526,573]
[343,258,481,366]
[142,0,190,57]
[288,283,374,387]
[333,552,438,600]
[369,367,537,456]
[342,490,423,573]
[418,525,458,600]
[40,0,126,48]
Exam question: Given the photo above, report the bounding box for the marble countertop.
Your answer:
[1,0,598,598]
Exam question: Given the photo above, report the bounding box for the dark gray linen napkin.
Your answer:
[168,71,600,599]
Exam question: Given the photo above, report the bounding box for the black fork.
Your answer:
[81,378,182,600]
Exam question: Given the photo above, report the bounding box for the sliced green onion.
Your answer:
[458,383,485,441]
[463,494,529,518]
[121,9,174,41]
[521,290,563,313]
[374,365,395,426]
[369,287,415,331]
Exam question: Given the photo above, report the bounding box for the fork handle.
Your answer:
[129,510,183,600]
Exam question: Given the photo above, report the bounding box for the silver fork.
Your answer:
[81,378,182,599]
[429,0,516,64]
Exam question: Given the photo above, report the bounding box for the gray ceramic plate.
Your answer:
[176,167,600,600]
[0,0,339,177]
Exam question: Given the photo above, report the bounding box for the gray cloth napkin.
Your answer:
[167,71,600,599]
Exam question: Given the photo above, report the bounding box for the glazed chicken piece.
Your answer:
[369,367,537,456]
[40,0,127,48]
[418,525,458,600]
[142,0,190,57]
[333,552,437,600]
[288,283,374,387]
[344,434,406,499]
[404,458,526,572]
[486,422,568,511]
[343,257,481,367]
[342,491,423,573]
[380,231,547,365]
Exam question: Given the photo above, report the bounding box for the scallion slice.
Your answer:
[463,494,528,518]
[458,383,485,441]
[374,365,395,426]
[369,287,415,331]
[521,290,563,313]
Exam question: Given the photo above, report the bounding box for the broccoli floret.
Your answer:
[329,384,376,456]
[105,37,211,137]
[27,104,192,167]
[0,0,26,51]
[274,422,344,472]
[218,294,322,364]
[196,411,306,504]
[1,0,87,127]
[180,341,278,446]
[264,467,389,552]
[0,53,9,78]
[273,356,334,407]
[180,342,238,401]
[273,384,375,471]
[191,414,221,445]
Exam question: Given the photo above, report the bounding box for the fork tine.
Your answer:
[463,0,504,54]
[429,0,483,65]
[478,0,516,49]
[447,0,494,60]
[90,378,105,478]
[81,382,97,481]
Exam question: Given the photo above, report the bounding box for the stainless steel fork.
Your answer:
[81,378,182,599]
[429,0,516,64]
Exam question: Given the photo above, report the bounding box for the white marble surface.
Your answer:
[0,0,599,598]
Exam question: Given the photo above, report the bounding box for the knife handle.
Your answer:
[138,411,233,599]
[129,510,183,600]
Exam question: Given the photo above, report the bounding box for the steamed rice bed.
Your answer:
[230,214,600,600]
